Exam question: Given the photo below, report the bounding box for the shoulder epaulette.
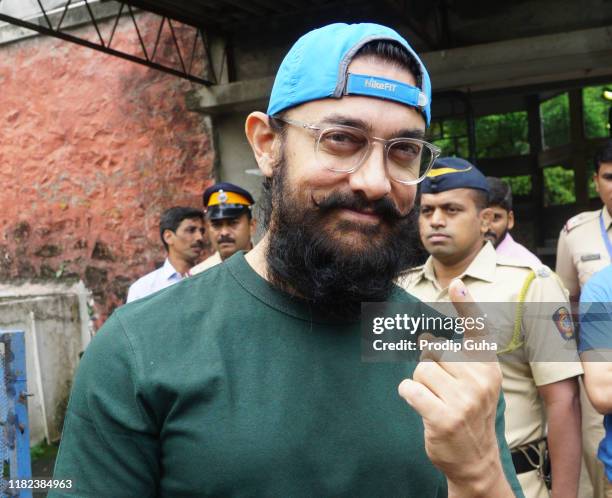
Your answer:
[563,210,599,234]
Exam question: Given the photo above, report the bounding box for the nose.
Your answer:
[347,142,391,201]
[430,208,445,228]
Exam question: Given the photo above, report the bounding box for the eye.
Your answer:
[318,129,366,156]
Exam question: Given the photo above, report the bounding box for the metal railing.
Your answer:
[0,331,32,497]
[0,0,218,85]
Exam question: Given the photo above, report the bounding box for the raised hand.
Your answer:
[398,279,514,498]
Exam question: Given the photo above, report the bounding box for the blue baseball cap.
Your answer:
[421,157,489,194]
[267,23,431,126]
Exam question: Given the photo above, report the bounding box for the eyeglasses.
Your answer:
[272,116,441,185]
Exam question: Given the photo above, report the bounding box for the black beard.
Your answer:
[485,228,508,248]
[260,155,421,321]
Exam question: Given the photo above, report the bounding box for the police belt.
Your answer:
[511,440,547,475]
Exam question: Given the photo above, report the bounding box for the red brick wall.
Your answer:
[0,13,214,328]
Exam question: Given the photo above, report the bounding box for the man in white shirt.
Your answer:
[127,206,205,302]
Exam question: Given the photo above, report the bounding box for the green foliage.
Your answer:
[430,119,469,158]
[475,112,529,158]
[502,175,532,196]
[30,441,58,462]
[543,166,575,205]
[541,93,570,149]
[583,85,611,138]
[430,86,610,203]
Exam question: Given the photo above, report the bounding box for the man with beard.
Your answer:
[126,206,205,302]
[400,157,582,498]
[485,176,541,266]
[51,23,523,497]
[191,182,257,274]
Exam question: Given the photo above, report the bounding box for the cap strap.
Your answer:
[346,73,428,109]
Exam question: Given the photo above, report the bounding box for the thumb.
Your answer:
[448,278,480,321]
[448,278,489,342]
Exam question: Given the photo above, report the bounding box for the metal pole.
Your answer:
[29,312,50,444]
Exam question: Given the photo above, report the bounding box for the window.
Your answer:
[430,118,469,158]
[475,112,529,158]
[583,84,612,139]
[540,93,570,149]
[543,166,575,206]
[502,175,532,196]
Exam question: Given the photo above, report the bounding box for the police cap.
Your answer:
[421,157,489,195]
[202,182,254,220]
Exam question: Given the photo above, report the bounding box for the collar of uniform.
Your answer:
[603,207,612,231]
[161,258,183,281]
[424,241,496,286]
[461,242,497,283]
[421,257,437,283]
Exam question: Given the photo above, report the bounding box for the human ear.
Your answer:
[480,207,493,234]
[245,112,280,178]
[163,229,175,247]
[594,172,601,194]
[507,211,515,231]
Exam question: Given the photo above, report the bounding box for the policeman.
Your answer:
[191,182,257,275]
[400,157,583,498]
[556,139,612,498]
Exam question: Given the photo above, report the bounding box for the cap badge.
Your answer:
[427,166,473,178]
[218,190,228,204]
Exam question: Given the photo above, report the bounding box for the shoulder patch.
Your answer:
[563,210,599,233]
[553,306,575,340]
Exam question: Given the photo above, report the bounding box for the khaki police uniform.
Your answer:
[400,242,584,498]
[556,208,612,297]
[191,252,223,275]
[556,208,612,498]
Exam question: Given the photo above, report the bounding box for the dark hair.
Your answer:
[354,39,422,88]
[159,207,203,251]
[486,177,513,211]
[470,190,489,211]
[595,139,612,174]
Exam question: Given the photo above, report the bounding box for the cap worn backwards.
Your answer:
[421,157,489,194]
[267,23,432,126]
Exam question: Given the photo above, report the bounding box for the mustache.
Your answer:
[484,231,497,239]
[312,191,405,222]
[217,235,235,244]
[191,241,204,248]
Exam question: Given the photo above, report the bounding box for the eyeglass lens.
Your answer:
[316,127,434,182]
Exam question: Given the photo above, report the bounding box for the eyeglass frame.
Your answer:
[270,115,441,185]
